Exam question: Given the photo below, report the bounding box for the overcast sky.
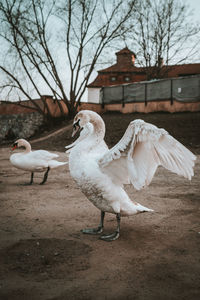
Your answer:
[0,0,200,102]
[185,0,200,21]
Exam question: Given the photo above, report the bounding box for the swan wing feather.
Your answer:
[99,119,196,190]
[32,150,59,161]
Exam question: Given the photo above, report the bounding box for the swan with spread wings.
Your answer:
[65,110,196,241]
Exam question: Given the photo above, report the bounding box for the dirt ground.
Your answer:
[0,111,200,300]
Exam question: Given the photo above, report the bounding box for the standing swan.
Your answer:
[65,110,196,241]
[10,139,67,185]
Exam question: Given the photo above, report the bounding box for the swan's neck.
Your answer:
[23,141,32,153]
[90,117,105,142]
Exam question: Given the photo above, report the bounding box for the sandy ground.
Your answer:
[0,112,200,300]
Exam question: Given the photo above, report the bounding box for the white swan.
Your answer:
[10,139,67,185]
[65,110,196,241]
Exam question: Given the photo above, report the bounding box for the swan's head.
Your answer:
[12,139,30,151]
[72,110,105,138]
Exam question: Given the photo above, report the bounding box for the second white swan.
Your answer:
[10,139,67,185]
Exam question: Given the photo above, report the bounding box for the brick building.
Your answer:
[87,47,200,103]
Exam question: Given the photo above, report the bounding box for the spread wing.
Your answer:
[99,119,196,190]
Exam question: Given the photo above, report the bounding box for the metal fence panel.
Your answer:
[101,86,123,104]
[173,77,200,102]
[147,79,171,101]
[124,83,145,102]
[101,75,200,104]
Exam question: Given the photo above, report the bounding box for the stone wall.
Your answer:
[0,112,44,144]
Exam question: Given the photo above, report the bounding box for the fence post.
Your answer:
[170,79,173,105]
[145,83,147,106]
[122,86,125,107]
[101,88,105,109]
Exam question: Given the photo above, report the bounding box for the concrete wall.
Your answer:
[1,96,200,119]
[0,98,68,116]
[0,101,38,115]
[78,100,200,114]
[87,87,101,103]
[45,98,68,117]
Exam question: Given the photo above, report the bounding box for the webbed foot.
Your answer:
[81,226,103,235]
[100,231,120,241]
[81,211,105,235]
[100,213,121,242]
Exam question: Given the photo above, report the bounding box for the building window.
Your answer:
[124,76,131,82]
[110,76,117,82]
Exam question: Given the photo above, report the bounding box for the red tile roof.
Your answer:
[115,47,136,57]
[88,47,200,88]
[98,63,144,73]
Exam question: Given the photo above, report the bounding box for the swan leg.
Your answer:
[82,211,105,235]
[100,213,120,242]
[30,172,34,185]
[21,172,34,185]
[40,167,50,185]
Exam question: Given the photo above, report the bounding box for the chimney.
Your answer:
[131,54,136,65]
[116,47,136,66]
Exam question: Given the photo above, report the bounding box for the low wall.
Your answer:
[45,98,68,117]
[1,97,200,119]
[1,98,199,143]
[78,100,200,114]
[0,100,39,115]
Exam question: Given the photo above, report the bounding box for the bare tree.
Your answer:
[128,0,200,80]
[0,0,137,118]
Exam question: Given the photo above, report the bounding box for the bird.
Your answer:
[10,138,67,185]
[65,110,196,241]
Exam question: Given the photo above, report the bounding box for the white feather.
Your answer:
[100,119,196,190]
[68,111,196,217]
[10,139,67,173]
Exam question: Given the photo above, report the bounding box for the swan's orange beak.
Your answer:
[12,144,17,151]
